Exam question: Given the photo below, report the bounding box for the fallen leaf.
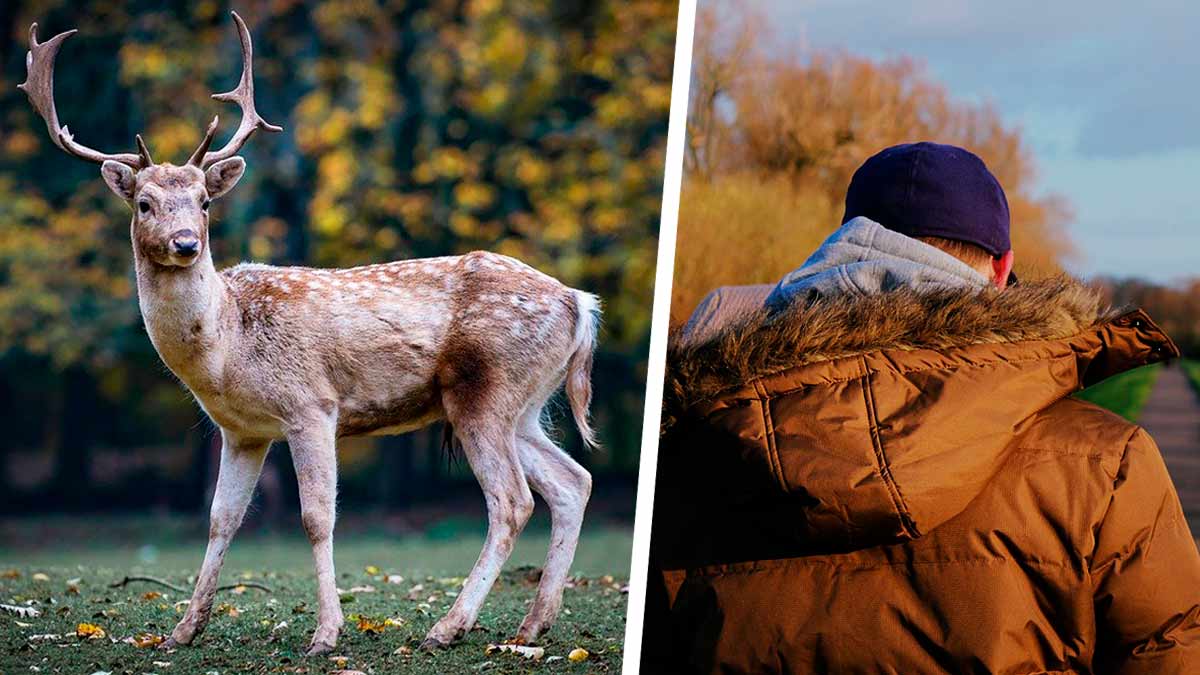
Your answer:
[27,633,61,642]
[32,572,50,582]
[128,633,164,648]
[214,602,239,617]
[142,591,163,601]
[271,620,288,634]
[0,603,40,618]
[1,569,19,579]
[394,645,413,656]
[76,623,106,639]
[152,661,171,668]
[365,565,380,575]
[486,643,545,660]
[355,615,388,634]
[384,574,404,584]
[348,585,375,593]
[568,647,589,662]
[331,671,366,675]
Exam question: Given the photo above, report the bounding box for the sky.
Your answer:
[743,0,1200,282]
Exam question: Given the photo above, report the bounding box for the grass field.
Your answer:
[1182,359,1200,395]
[1074,363,1163,422]
[0,521,632,674]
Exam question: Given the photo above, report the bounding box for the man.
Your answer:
[643,142,1200,673]
[683,142,1015,343]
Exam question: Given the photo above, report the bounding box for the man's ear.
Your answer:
[205,157,246,200]
[101,161,137,202]
[992,250,1015,290]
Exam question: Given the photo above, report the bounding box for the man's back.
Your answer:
[645,279,1200,674]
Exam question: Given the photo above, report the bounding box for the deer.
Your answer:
[19,11,602,656]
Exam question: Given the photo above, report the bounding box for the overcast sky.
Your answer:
[742,0,1200,282]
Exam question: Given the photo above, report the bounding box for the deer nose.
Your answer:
[170,232,200,257]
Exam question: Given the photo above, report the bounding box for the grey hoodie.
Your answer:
[682,217,990,343]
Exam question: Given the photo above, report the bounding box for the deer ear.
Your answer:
[205,157,246,200]
[101,161,137,201]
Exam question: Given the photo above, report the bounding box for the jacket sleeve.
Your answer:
[1091,427,1200,674]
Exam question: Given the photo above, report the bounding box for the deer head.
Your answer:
[18,11,281,268]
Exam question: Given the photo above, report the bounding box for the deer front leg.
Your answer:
[287,415,343,657]
[161,431,269,649]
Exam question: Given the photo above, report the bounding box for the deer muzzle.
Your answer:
[170,230,201,259]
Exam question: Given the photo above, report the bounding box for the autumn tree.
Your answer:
[673,2,1074,323]
[0,0,674,510]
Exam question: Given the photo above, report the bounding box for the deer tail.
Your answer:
[565,290,601,449]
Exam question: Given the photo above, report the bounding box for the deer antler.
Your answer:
[187,11,282,168]
[18,23,147,169]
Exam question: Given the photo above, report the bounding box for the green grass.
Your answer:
[0,525,632,674]
[1182,359,1200,395]
[1074,363,1162,422]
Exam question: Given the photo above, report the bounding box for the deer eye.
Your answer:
[201,199,211,211]
[138,200,151,214]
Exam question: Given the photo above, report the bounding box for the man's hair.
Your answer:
[917,235,995,270]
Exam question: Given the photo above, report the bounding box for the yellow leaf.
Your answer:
[364,565,380,575]
[142,591,163,601]
[356,615,387,634]
[215,602,239,617]
[132,633,163,648]
[76,623,106,639]
[569,647,589,662]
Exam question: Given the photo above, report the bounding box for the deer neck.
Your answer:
[134,246,232,393]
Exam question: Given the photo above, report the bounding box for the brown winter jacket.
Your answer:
[642,279,1200,674]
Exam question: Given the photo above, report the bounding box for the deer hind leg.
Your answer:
[162,430,269,649]
[514,409,592,643]
[420,408,532,650]
[287,414,344,657]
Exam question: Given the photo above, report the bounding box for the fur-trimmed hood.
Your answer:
[655,277,1178,558]
[668,277,1154,423]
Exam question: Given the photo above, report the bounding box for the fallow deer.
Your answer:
[19,12,601,656]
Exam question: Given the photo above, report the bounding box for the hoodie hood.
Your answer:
[657,278,1177,565]
[681,218,990,346]
[764,216,990,309]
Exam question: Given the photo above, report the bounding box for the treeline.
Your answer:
[672,3,1073,324]
[0,0,676,513]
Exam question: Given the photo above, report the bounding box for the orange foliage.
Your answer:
[673,3,1075,324]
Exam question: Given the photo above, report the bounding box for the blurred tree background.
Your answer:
[0,0,676,517]
[673,2,1075,325]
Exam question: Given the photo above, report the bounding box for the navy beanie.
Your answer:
[842,142,1011,257]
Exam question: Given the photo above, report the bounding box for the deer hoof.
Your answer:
[305,639,336,657]
[419,636,451,652]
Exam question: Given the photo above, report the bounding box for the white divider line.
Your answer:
[621,0,698,672]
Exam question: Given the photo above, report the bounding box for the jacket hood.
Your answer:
[660,278,1178,557]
